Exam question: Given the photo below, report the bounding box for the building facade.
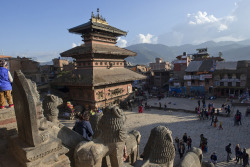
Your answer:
[149,58,171,71]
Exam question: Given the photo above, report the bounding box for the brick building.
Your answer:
[149,58,171,71]
[213,61,250,97]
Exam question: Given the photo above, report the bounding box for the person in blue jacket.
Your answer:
[73,112,93,141]
[0,60,13,109]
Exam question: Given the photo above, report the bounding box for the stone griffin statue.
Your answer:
[42,94,63,124]
[141,126,175,167]
[74,105,141,167]
[178,147,214,167]
[89,110,103,139]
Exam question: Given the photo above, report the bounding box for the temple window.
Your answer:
[95,62,98,65]
[100,62,103,65]
[120,63,122,65]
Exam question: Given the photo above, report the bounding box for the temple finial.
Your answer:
[97,8,100,19]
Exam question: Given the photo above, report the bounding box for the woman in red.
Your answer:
[138,105,143,113]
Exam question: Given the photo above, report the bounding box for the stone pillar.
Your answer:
[9,70,70,167]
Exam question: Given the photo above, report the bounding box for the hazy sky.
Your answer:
[1,0,249,62]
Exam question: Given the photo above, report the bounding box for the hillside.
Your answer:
[125,40,250,65]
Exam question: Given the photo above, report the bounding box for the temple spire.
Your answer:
[90,8,108,25]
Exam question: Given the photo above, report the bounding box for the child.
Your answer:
[214,116,218,127]
[218,121,223,130]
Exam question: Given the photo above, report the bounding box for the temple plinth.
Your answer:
[55,9,146,109]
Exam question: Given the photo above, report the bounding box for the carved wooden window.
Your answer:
[117,62,119,65]
[95,62,98,65]
[100,62,103,65]
[105,62,107,65]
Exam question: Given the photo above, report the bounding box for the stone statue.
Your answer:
[89,111,103,139]
[43,94,63,124]
[141,126,175,167]
[178,147,214,167]
[124,130,141,165]
[179,147,203,167]
[74,105,140,167]
[9,70,70,167]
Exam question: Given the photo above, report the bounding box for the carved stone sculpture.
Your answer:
[179,147,203,167]
[89,111,103,139]
[9,70,70,167]
[124,130,141,165]
[178,147,214,167]
[75,105,140,167]
[43,94,63,123]
[141,126,175,167]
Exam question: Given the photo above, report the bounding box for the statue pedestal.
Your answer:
[9,135,70,167]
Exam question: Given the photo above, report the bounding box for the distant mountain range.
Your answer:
[125,40,250,65]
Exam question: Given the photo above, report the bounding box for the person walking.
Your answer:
[226,143,232,162]
[242,148,249,167]
[178,141,185,159]
[187,136,192,150]
[218,121,223,130]
[214,116,218,127]
[175,137,180,150]
[182,133,188,145]
[0,60,14,109]
[210,114,214,126]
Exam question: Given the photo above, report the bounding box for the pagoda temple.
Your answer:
[56,9,146,109]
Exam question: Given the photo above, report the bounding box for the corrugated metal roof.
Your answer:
[215,61,237,70]
[198,59,214,72]
[185,61,202,72]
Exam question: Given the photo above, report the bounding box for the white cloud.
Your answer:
[116,37,127,48]
[218,24,228,31]
[214,35,245,42]
[157,0,250,46]
[188,11,218,25]
[137,33,158,44]
[72,43,77,48]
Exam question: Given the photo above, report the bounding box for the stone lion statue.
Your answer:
[141,126,175,167]
[75,105,140,167]
[89,111,103,139]
[179,147,214,167]
[43,94,63,123]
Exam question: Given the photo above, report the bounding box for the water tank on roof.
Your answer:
[238,61,248,68]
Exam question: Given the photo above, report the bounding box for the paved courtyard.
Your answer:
[60,97,250,166]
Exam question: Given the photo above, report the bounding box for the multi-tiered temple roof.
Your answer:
[55,9,146,87]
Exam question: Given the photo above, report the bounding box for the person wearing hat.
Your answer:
[210,152,217,164]
[0,60,13,109]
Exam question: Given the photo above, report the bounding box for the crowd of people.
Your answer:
[174,133,193,159]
